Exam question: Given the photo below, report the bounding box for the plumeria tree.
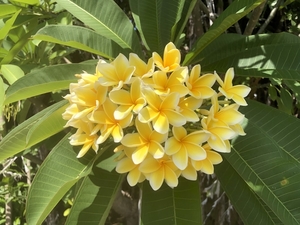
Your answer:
[1,0,300,224]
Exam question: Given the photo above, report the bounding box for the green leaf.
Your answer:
[33,25,129,59]
[0,9,21,40]
[172,0,197,45]
[0,101,67,161]
[4,63,96,105]
[0,29,33,65]
[26,134,97,225]
[0,77,5,108]
[56,0,143,56]
[141,178,202,225]
[10,0,39,5]
[0,4,20,19]
[0,64,24,84]
[227,100,300,224]
[65,168,123,225]
[215,158,278,225]
[26,101,68,146]
[285,80,300,103]
[195,33,300,79]
[183,0,264,65]
[129,0,185,54]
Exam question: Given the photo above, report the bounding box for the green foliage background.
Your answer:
[1,0,300,224]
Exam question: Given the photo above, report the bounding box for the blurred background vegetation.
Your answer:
[0,0,300,224]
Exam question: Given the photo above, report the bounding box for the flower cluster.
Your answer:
[63,42,251,190]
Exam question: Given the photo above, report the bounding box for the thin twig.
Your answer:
[244,0,267,35]
[257,0,283,34]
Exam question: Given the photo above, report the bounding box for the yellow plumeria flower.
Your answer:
[129,53,154,78]
[88,99,132,144]
[115,146,145,186]
[138,89,186,134]
[68,121,98,158]
[97,53,135,89]
[109,79,146,120]
[153,42,181,72]
[139,156,179,190]
[178,96,202,122]
[152,67,189,97]
[121,118,167,164]
[201,116,236,153]
[165,127,209,170]
[181,161,198,181]
[186,64,216,99]
[216,68,251,106]
[191,144,223,174]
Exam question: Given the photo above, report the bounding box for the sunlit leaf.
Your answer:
[56,0,143,56]
[196,33,300,80]
[226,100,300,224]
[215,158,279,225]
[0,64,24,84]
[0,9,21,40]
[4,63,96,105]
[0,4,20,19]
[10,0,39,5]
[33,25,129,59]
[0,101,67,161]
[129,0,185,54]
[26,134,97,225]
[183,0,264,65]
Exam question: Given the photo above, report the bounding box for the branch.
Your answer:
[244,0,267,35]
[257,0,283,34]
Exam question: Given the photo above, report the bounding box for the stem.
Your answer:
[243,0,267,35]
[257,0,283,34]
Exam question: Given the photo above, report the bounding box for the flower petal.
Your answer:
[149,167,165,191]
[172,146,188,170]
[132,145,149,164]
[164,165,179,188]
[165,137,181,155]
[116,157,136,173]
[127,167,141,186]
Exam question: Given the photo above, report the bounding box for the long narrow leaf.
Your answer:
[129,0,185,54]
[215,158,278,225]
[0,101,67,161]
[33,25,129,59]
[26,134,97,225]
[4,63,96,105]
[227,100,300,224]
[183,0,264,65]
[197,33,300,79]
[141,178,202,225]
[65,168,123,225]
[56,0,142,56]
[0,64,24,85]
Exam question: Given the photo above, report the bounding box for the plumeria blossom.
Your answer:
[121,118,167,164]
[138,89,186,134]
[216,68,251,106]
[191,144,223,174]
[88,99,132,144]
[115,145,146,186]
[165,127,209,170]
[153,42,181,72]
[63,42,250,190]
[97,53,135,89]
[139,156,180,190]
[152,67,189,97]
[129,53,154,78]
[109,79,146,120]
[186,65,216,99]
